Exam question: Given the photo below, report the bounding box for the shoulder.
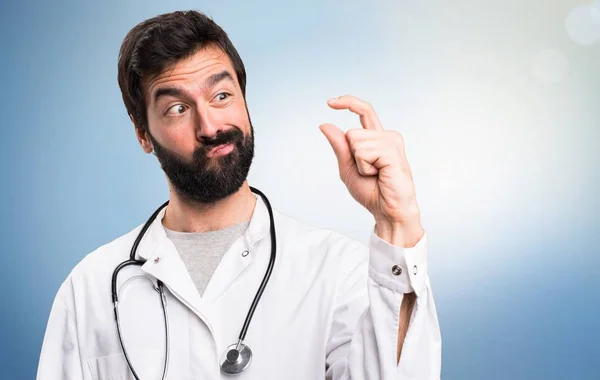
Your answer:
[62,223,144,289]
[51,222,145,314]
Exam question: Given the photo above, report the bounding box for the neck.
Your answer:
[162,181,256,233]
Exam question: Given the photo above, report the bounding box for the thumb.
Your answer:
[319,123,353,173]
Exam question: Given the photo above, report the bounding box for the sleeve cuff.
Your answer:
[368,229,428,297]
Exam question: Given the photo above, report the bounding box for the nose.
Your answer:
[194,107,222,140]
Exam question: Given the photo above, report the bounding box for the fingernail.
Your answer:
[328,97,338,103]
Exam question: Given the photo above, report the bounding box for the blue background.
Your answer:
[1,0,598,379]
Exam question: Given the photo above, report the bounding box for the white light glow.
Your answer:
[565,4,600,45]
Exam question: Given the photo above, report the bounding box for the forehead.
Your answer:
[145,45,237,98]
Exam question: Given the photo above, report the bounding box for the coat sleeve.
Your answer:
[37,280,87,380]
[325,232,442,380]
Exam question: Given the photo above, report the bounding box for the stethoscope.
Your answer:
[111,187,277,378]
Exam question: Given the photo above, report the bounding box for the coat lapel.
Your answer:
[132,194,272,328]
[202,194,271,304]
[135,207,215,333]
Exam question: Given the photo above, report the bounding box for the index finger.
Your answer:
[327,95,383,131]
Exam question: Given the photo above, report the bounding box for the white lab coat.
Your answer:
[37,194,441,380]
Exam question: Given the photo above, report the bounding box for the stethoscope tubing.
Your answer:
[237,187,276,341]
[111,187,276,378]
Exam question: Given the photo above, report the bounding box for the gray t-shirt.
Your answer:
[164,220,250,296]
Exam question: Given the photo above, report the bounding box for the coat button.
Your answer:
[241,250,249,257]
[392,265,402,276]
[413,265,418,275]
[153,257,161,264]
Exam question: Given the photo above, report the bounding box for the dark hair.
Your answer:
[117,10,247,131]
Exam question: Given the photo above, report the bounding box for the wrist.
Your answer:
[374,217,424,248]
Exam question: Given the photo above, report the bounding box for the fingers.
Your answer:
[346,129,404,175]
[347,133,382,176]
[321,122,406,179]
[319,123,355,177]
[354,153,379,176]
[327,95,383,131]
[321,94,403,178]
[319,124,387,178]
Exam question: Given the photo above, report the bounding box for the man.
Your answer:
[37,10,441,380]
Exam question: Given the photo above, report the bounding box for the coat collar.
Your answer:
[136,193,271,262]
[131,193,272,327]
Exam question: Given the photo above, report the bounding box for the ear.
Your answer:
[131,115,154,154]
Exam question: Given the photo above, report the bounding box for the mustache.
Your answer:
[200,128,244,148]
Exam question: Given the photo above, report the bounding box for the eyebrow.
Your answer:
[153,87,186,103]
[204,70,234,90]
[152,70,235,104]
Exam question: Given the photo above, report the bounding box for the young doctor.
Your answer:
[37,10,441,380]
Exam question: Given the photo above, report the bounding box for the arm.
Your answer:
[374,219,425,364]
[37,281,85,380]
[325,231,441,380]
[319,94,442,378]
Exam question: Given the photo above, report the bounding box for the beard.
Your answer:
[149,124,254,204]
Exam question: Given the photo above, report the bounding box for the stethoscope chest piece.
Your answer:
[220,340,252,375]
[114,187,275,378]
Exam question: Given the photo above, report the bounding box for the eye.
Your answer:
[165,104,188,116]
[214,92,231,102]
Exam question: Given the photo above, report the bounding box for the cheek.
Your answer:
[147,114,197,155]
[226,102,250,131]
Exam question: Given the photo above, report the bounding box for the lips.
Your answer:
[207,143,234,158]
